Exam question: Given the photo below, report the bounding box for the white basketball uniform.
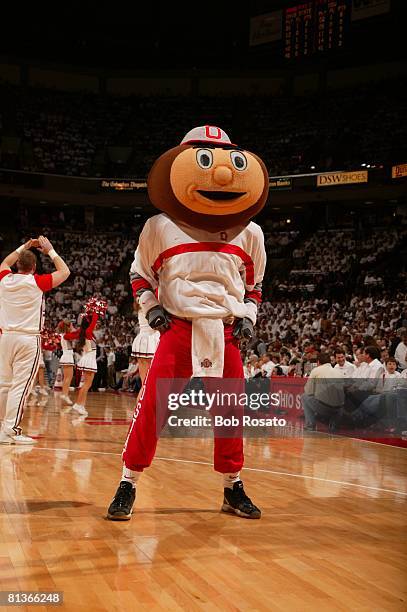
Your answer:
[0,269,53,435]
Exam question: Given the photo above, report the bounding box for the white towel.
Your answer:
[191,318,225,378]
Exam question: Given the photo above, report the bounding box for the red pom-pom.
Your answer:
[40,328,61,349]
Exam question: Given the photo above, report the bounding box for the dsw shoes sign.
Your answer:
[317,170,368,187]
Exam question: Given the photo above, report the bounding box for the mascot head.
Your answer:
[147,125,269,231]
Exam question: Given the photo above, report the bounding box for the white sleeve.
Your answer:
[252,228,267,290]
[243,224,266,324]
[129,217,161,314]
[130,218,160,290]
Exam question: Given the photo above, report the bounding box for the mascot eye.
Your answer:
[230,151,247,171]
[196,149,213,169]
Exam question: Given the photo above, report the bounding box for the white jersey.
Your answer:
[0,270,53,335]
[130,213,266,323]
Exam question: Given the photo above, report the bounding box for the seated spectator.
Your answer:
[261,354,278,378]
[302,353,343,431]
[395,333,407,370]
[333,349,356,378]
[116,358,141,393]
[382,357,401,391]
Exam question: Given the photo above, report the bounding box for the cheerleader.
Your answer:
[57,320,75,405]
[131,306,160,384]
[65,311,99,416]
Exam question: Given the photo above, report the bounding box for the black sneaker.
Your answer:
[221,481,261,519]
[107,481,136,521]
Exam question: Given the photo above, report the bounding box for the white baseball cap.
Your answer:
[180,125,236,146]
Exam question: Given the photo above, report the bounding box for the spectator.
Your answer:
[395,333,407,370]
[333,349,356,378]
[302,353,343,431]
[106,347,116,389]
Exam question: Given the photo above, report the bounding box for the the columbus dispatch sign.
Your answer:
[317,170,368,187]
[100,179,146,191]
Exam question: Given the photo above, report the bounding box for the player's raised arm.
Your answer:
[0,238,37,271]
[37,235,70,288]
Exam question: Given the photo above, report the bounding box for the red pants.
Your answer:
[122,318,244,473]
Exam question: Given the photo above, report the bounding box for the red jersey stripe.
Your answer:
[245,289,262,303]
[151,243,255,285]
[131,277,153,296]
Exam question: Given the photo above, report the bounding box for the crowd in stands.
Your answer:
[243,293,407,432]
[264,230,299,256]
[268,223,407,298]
[9,205,404,403]
[31,231,136,327]
[1,76,406,177]
[291,228,407,276]
[243,294,407,377]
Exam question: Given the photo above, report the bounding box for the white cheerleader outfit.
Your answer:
[131,311,160,358]
[59,335,75,366]
[77,338,97,373]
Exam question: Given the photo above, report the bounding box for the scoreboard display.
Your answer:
[250,1,391,59]
[283,0,350,59]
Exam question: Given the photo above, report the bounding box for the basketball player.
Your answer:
[0,236,70,444]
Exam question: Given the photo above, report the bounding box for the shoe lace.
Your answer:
[115,484,132,507]
[233,483,254,509]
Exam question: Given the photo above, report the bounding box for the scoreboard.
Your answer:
[283,0,350,59]
[250,0,391,60]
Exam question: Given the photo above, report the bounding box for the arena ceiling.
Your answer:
[2,1,405,71]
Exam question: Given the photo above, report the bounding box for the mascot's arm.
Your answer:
[129,217,170,331]
[234,229,266,341]
[243,227,266,324]
[130,218,160,315]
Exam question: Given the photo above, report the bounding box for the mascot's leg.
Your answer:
[215,326,261,519]
[106,319,193,520]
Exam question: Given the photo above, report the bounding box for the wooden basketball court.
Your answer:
[0,392,406,611]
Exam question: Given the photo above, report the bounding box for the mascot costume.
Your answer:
[107,125,269,520]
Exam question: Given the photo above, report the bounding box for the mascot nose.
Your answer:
[213,165,233,186]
